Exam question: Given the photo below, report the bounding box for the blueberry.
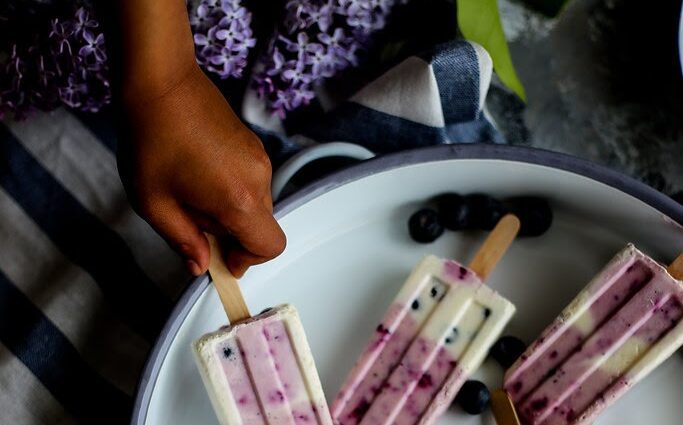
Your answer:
[455,380,491,415]
[465,194,508,231]
[408,208,444,243]
[504,197,553,237]
[490,336,527,368]
[436,193,471,230]
[445,327,458,344]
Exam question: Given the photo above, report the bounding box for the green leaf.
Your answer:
[457,0,527,101]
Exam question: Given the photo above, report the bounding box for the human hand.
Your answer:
[118,64,286,278]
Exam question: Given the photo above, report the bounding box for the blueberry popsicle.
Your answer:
[331,215,519,425]
[504,244,683,425]
[193,235,333,425]
[194,305,332,425]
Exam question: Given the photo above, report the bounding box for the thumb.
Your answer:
[143,198,210,276]
[225,248,272,278]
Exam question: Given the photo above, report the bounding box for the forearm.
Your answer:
[116,0,198,101]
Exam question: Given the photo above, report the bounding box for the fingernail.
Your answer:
[186,260,202,276]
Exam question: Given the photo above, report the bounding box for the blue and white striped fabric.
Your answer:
[0,40,498,424]
[246,40,501,167]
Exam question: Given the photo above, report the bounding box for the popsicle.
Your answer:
[331,215,519,425]
[504,244,683,425]
[193,235,333,425]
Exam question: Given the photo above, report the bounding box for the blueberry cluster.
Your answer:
[452,335,527,415]
[408,193,553,243]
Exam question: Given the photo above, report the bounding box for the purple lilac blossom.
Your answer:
[0,0,255,119]
[0,6,111,119]
[252,0,405,117]
[190,0,255,80]
[1,0,401,119]
[79,30,106,66]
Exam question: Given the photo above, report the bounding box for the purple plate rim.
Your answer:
[130,143,682,424]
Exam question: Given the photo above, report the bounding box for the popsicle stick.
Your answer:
[667,252,683,280]
[469,214,521,280]
[491,389,521,425]
[207,234,251,323]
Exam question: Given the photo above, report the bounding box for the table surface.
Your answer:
[488,0,682,199]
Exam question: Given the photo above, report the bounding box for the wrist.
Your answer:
[118,0,199,105]
[122,57,200,108]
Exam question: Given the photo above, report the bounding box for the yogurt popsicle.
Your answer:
[194,305,332,425]
[504,244,683,425]
[331,215,519,425]
[193,235,333,425]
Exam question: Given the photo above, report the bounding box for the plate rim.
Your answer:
[130,143,682,424]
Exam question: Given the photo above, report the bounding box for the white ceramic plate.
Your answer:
[679,3,683,73]
[132,145,683,425]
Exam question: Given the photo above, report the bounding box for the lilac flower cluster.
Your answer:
[190,0,256,80]
[0,7,111,119]
[253,0,406,117]
[0,0,399,120]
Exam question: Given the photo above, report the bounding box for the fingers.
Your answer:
[142,197,210,276]
[226,249,272,278]
[219,206,287,275]
[184,198,285,277]
[186,207,228,237]
[170,140,284,276]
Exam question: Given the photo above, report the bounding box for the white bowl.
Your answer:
[679,3,683,74]
[132,144,683,425]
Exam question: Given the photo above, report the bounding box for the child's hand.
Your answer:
[119,64,286,278]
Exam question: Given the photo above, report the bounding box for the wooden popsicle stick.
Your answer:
[468,216,522,424]
[667,252,683,280]
[491,389,521,425]
[469,214,521,280]
[206,234,251,323]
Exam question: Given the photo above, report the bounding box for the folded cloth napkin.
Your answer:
[0,39,499,424]
[247,40,502,168]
